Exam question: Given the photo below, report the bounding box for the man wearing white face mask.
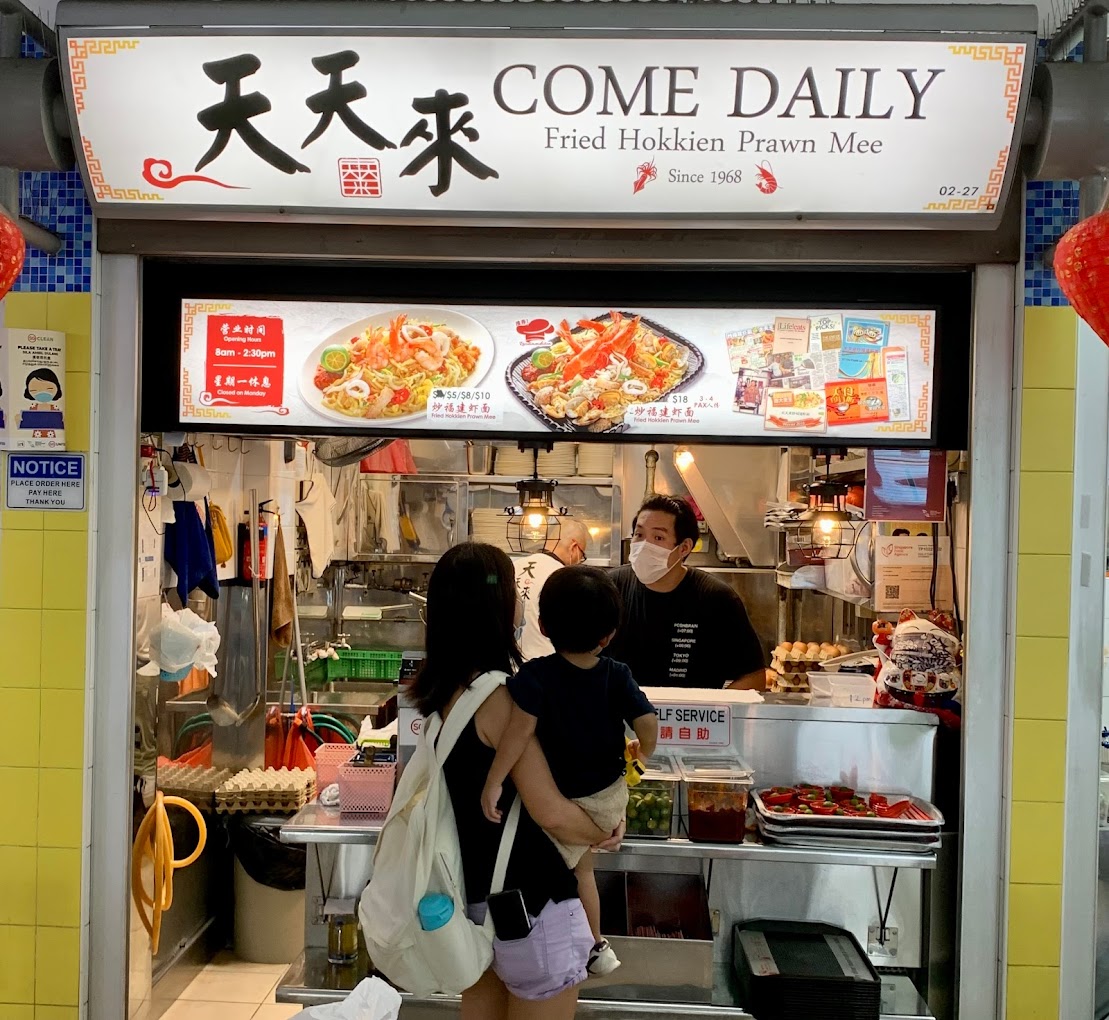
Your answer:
[607,495,766,690]
[513,518,591,660]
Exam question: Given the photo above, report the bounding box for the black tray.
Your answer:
[505,310,705,435]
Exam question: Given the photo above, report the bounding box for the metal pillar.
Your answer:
[1080,6,1109,217]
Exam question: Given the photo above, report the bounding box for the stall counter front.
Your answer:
[279,699,941,1017]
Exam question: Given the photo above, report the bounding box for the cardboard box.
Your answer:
[873,536,953,612]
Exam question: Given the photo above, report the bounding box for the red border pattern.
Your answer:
[68,38,139,115]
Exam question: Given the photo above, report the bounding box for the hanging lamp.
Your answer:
[504,446,570,554]
[794,451,857,560]
[1053,210,1109,347]
[0,209,26,299]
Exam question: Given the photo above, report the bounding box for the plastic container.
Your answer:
[314,743,357,791]
[338,760,396,814]
[678,754,754,844]
[627,757,679,839]
[328,649,403,682]
[828,674,875,708]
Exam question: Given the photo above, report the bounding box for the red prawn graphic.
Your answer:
[633,160,657,195]
[755,161,779,195]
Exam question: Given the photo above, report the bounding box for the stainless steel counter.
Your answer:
[281,804,938,870]
[275,949,933,1019]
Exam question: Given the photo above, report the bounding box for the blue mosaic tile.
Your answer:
[20,34,45,59]
[1023,37,1085,307]
[10,35,93,294]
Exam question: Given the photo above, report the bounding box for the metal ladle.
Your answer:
[208,489,265,727]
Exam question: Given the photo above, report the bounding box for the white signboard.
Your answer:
[6,454,86,511]
[178,299,937,441]
[65,34,1027,221]
[655,703,732,747]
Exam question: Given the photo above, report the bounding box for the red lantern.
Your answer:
[0,211,25,300]
[1053,210,1109,347]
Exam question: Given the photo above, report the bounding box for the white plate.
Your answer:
[298,307,495,426]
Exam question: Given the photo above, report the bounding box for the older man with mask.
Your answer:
[606,495,766,690]
[513,517,591,660]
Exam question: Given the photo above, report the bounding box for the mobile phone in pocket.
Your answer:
[486,889,532,941]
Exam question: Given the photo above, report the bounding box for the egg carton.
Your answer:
[770,672,811,694]
[772,641,851,674]
[157,765,234,810]
[214,768,317,815]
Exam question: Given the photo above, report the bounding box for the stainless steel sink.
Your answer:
[302,682,398,727]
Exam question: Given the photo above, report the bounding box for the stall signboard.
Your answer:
[6,454,85,511]
[3,329,66,451]
[65,33,1027,223]
[178,299,938,443]
[655,703,732,748]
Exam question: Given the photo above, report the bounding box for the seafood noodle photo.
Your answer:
[512,311,700,432]
[310,313,481,420]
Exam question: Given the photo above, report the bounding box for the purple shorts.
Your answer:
[467,898,592,1001]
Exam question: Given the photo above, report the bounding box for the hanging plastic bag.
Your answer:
[293,978,401,1020]
[282,707,317,771]
[265,706,287,770]
[152,605,222,681]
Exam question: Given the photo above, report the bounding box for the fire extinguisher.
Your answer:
[238,500,273,581]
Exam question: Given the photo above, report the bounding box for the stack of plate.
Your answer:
[493,443,578,477]
[470,508,513,551]
[493,444,535,476]
[753,788,943,855]
[578,444,614,477]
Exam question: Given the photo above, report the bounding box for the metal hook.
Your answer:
[210,436,224,451]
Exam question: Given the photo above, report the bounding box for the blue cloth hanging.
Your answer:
[164,499,220,603]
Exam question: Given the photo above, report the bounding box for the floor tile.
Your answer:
[253,1006,304,1020]
[208,951,290,977]
[161,1003,258,1020]
[177,967,286,1004]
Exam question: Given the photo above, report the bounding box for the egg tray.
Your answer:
[157,765,234,811]
[214,768,317,815]
[772,641,850,675]
[770,673,811,694]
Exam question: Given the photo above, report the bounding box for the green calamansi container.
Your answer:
[626,755,679,839]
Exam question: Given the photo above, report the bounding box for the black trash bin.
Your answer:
[232,816,307,963]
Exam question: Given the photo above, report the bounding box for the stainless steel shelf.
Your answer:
[280,805,936,869]
[615,836,937,870]
[281,803,384,844]
[276,950,932,1019]
[468,474,615,486]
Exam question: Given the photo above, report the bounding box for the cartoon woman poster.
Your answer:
[10,328,66,450]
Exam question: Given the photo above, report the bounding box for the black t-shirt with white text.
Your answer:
[606,564,765,689]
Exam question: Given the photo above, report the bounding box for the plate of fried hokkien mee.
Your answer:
[299,308,494,424]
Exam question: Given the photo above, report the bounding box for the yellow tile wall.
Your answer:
[0,293,91,1015]
[1007,305,1078,1020]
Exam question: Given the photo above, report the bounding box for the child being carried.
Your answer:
[481,565,658,978]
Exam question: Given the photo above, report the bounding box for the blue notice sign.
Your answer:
[6,454,86,511]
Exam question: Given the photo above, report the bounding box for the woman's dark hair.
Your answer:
[24,368,62,401]
[410,542,522,717]
[633,494,699,548]
[539,565,622,654]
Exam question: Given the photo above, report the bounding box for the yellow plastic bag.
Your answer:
[209,502,234,565]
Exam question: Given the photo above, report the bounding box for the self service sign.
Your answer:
[61,27,1030,223]
[655,703,732,748]
[6,454,86,511]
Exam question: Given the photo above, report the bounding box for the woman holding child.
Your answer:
[411,542,657,1020]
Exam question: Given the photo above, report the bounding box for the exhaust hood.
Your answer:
[674,445,781,568]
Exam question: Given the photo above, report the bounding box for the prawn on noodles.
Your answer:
[312,314,481,419]
[518,311,691,430]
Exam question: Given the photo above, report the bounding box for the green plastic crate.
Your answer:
[327,649,403,682]
[274,651,327,688]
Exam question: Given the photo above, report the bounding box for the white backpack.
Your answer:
[358,671,521,997]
